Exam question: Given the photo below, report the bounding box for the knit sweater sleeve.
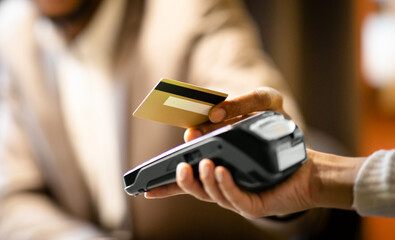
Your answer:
[352,149,395,217]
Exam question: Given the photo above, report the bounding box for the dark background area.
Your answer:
[243,1,361,239]
[244,0,358,156]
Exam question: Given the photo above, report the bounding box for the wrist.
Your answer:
[308,149,365,210]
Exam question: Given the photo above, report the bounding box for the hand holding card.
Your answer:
[133,78,228,128]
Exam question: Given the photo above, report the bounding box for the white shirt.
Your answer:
[34,0,127,229]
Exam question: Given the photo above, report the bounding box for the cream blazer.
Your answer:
[0,0,308,239]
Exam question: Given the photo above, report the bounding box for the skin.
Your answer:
[30,1,367,220]
[184,87,288,142]
[32,0,102,41]
[145,87,366,219]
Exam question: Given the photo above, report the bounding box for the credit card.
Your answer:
[133,78,228,128]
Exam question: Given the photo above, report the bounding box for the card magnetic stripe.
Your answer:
[155,81,226,104]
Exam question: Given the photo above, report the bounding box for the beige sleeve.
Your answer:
[186,0,305,130]
[0,69,106,240]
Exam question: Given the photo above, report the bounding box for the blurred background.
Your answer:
[1,0,394,239]
[244,0,395,239]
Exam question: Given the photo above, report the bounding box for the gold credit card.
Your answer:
[133,78,228,128]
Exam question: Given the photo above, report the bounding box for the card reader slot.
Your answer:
[123,111,307,196]
[124,168,141,186]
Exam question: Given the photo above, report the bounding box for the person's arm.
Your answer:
[146,149,365,217]
[0,67,107,239]
[146,88,329,237]
[146,87,395,220]
[145,0,321,236]
[0,122,106,240]
[148,139,395,219]
[185,0,305,132]
[353,149,395,217]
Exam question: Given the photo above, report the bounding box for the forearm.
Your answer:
[0,193,107,239]
[308,149,366,210]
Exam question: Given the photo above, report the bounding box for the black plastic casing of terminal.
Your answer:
[123,111,307,196]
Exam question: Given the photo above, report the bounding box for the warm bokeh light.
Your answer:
[356,0,395,239]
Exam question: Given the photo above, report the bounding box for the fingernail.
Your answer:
[177,164,187,181]
[209,108,226,123]
[215,169,223,183]
[200,162,210,179]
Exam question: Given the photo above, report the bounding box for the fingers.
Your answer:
[214,166,262,219]
[147,160,264,218]
[175,162,212,202]
[174,160,239,213]
[184,116,246,141]
[184,128,203,142]
[145,183,184,199]
[209,87,285,123]
[198,160,235,211]
[184,87,286,142]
